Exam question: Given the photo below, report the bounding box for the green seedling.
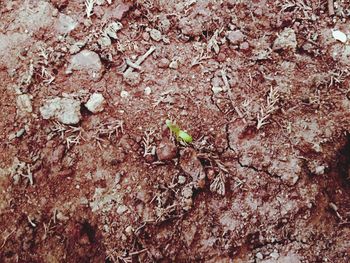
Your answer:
[166,120,193,143]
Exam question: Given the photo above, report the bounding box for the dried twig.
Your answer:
[123,46,156,76]
[210,172,226,196]
[142,128,156,157]
[0,229,15,250]
[328,0,335,16]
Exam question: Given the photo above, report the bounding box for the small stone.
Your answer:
[256,252,264,260]
[120,90,129,98]
[227,30,244,45]
[117,204,128,215]
[56,13,77,34]
[17,94,33,115]
[169,60,179,69]
[14,128,25,138]
[273,28,297,51]
[178,175,186,184]
[182,186,193,199]
[40,97,81,125]
[156,140,177,161]
[142,32,150,41]
[315,165,325,175]
[150,29,162,42]
[144,86,152,95]
[125,225,133,235]
[85,93,105,113]
[240,41,249,50]
[212,86,223,94]
[66,50,103,81]
[270,252,279,260]
[158,58,170,68]
[56,211,69,221]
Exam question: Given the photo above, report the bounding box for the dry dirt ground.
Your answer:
[1,0,350,262]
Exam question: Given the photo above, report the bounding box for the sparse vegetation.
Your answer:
[2,1,350,262]
[166,119,193,143]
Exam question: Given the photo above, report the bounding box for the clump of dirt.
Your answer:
[1,0,350,262]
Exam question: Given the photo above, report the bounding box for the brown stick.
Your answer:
[328,0,335,16]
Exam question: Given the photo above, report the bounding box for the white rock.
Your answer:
[150,29,162,42]
[332,29,347,43]
[227,30,244,45]
[270,252,279,260]
[178,175,186,184]
[16,94,32,115]
[212,86,223,94]
[40,97,81,124]
[56,13,77,34]
[120,90,129,98]
[66,50,103,81]
[169,60,179,69]
[85,93,105,113]
[315,165,325,175]
[144,86,152,95]
[182,186,193,199]
[256,252,264,260]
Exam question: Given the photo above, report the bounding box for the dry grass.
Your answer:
[257,87,280,130]
[92,120,124,149]
[85,0,95,18]
[142,128,156,157]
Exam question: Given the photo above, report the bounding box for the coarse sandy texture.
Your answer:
[0,0,350,262]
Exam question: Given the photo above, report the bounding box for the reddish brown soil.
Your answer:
[1,1,350,262]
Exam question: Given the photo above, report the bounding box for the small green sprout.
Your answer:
[166,120,193,143]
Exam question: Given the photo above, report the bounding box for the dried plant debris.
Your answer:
[257,87,280,130]
[10,158,34,186]
[142,128,156,157]
[48,121,85,149]
[92,120,124,149]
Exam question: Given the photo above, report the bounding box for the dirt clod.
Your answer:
[40,97,81,124]
[156,139,177,161]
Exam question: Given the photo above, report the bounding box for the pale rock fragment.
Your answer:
[40,97,81,124]
[85,93,105,113]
